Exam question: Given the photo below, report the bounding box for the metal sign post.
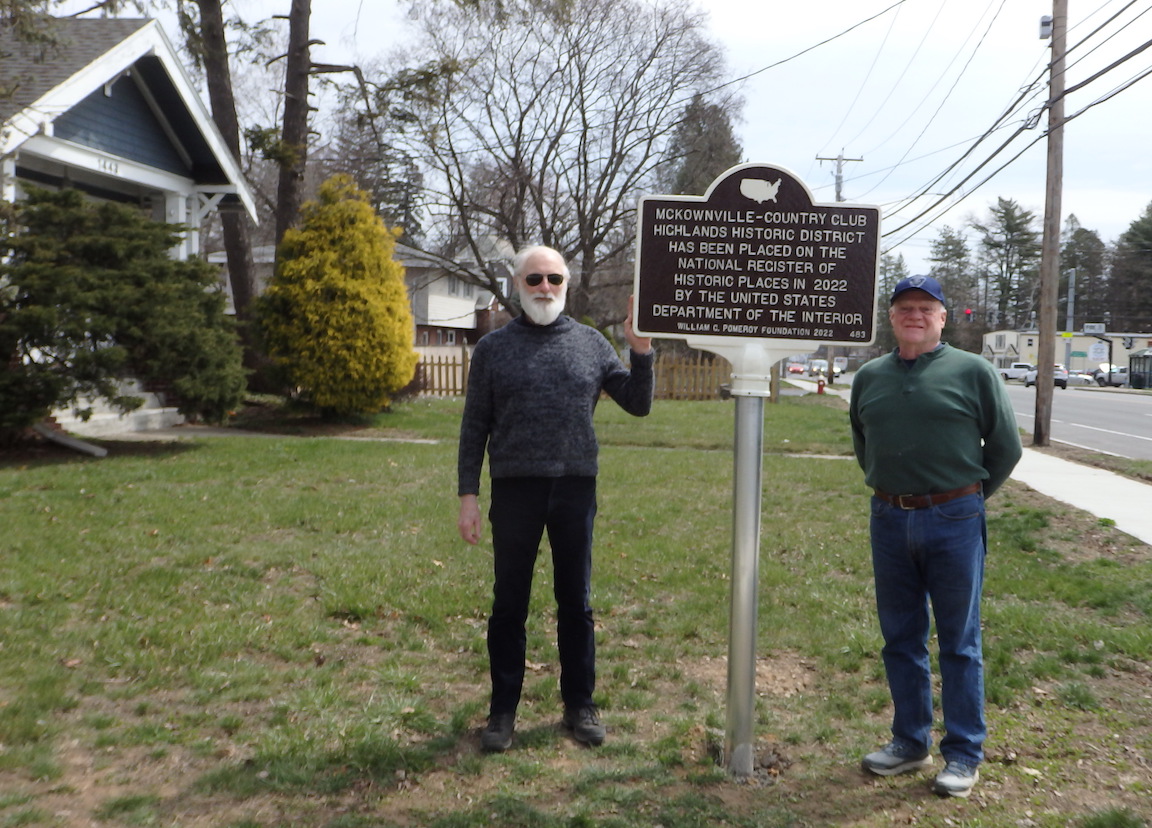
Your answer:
[632,163,880,777]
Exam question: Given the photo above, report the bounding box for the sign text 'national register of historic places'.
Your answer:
[633,164,881,344]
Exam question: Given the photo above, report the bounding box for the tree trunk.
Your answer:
[274,0,312,247]
[193,0,275,388]
[195,0,256,319]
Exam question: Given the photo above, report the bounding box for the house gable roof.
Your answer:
[1,17,255,218]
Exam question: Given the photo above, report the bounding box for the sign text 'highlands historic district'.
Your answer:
[634,165,881,344]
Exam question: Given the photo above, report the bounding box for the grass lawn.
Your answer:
[1,394,1150,827]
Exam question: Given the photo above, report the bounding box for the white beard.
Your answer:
[520,285,567,326]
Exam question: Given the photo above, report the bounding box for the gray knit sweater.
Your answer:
[457,315,655,496]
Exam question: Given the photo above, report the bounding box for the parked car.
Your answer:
[806,359,841,377]
[1024,364,1069,389]
[1066,369,1094,385]
[787,362,805,374]
[1000,362,1034,381]
[1093,366,1129,387]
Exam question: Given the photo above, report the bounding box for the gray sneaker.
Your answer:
[861,742,933,776]
[933,761,979,797]
[562,705,606,746]
[480,712,515,753]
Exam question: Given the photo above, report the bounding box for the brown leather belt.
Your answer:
[873,482,982,510]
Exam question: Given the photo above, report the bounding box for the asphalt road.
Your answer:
[1003,383,1152,460]
[813,373,1152,461]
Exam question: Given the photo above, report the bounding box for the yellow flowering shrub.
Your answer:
[258,176,418,415]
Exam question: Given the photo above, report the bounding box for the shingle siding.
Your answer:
[55,75,188,175]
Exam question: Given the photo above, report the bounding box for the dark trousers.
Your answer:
[487,476,597,716]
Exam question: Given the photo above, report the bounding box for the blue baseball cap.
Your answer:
[890,275,946,306]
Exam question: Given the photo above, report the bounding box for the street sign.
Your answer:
[633,164,880,346]
[1083,322,1106,334]
[1088,342,1109,362]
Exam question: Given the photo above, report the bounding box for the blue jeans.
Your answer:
[869,492,987,767]
[487,476,598,716]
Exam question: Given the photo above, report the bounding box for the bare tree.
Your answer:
[356,0,737,323]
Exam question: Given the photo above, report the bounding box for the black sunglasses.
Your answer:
[524,273,566,286]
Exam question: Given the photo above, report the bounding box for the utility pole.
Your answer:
[1035,0,1066,447]
[815,151,862,384]
[816,150,863,203]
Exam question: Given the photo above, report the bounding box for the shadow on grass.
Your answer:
[0,436,200,469]
[194,705,489,801]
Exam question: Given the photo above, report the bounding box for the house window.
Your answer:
[995,334,1005,349]
[446,330,457,346]
[419,331,429,346]
[448,276,460,296]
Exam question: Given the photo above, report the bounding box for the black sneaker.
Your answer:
[480,712,515,753]
[562,705,606,746]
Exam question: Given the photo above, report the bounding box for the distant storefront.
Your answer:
[982,330,1152,373]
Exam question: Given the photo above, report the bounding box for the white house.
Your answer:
[209,242,511,357]
[403,241,512,355]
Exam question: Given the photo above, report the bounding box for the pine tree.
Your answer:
[0,188,246,441]
[970,198,1041,330]
[1108,202,1152,331]
[662,93,744,196]
[871,252,909,353]
[256,175,419,415]
[1060,215,1107,332]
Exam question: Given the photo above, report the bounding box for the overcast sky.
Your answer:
[291,0,1152,275]
[703,0,1152,275]
[59,0,1152,275]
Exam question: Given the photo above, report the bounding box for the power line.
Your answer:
[852,0,1010,200]
[880,63,1152,253]
[702,0,911,96]
[817,4,906,153]
[795,1,1148,246]
[870,15,1152,247]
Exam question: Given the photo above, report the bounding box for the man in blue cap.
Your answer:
[849,275,1021,797]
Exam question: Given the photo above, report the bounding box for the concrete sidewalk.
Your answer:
[1010,448,1152,546]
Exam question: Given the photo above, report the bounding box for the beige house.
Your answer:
[982,329,1152,374]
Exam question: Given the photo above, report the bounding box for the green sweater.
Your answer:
[849,344,1022,498]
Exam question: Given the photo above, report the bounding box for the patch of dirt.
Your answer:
[5,418,1151,826]
[0,430,196,467]
[4,638,1151,827]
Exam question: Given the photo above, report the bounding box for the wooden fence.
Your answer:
[410,351,733,401]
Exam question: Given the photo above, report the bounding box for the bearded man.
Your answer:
[457,245,654,752]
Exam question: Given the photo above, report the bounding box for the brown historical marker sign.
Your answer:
[634,164,880,344]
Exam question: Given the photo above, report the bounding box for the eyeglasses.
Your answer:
[524,273,566,286]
